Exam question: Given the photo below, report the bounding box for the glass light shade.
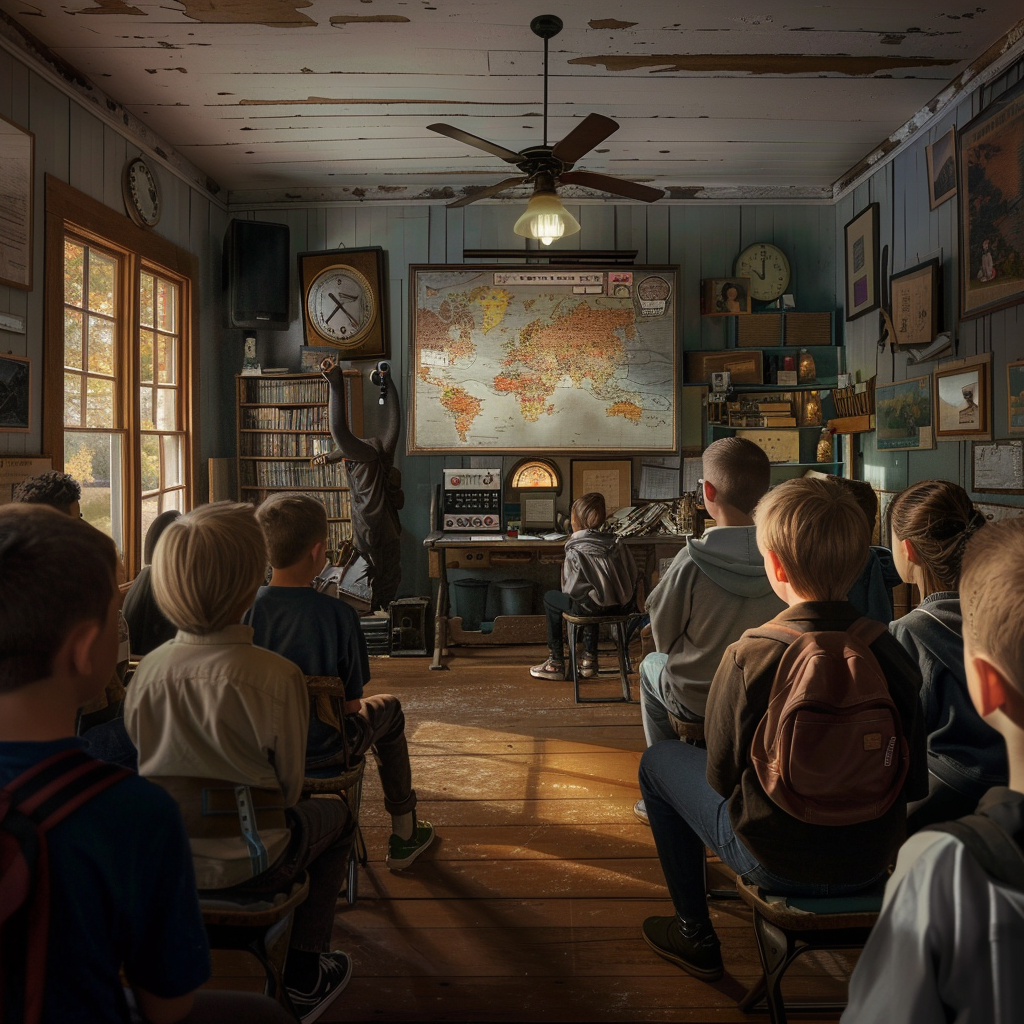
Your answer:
[513,191,581,246]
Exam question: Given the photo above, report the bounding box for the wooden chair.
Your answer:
[735,877,883,1024]
[563,611,634,703]
[199,874,309,1020]
[302,676,368,905]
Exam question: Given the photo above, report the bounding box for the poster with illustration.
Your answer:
[934,356,991,440]
[876,375,934,451]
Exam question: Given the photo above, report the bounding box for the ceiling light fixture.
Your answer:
[513,172,580,245]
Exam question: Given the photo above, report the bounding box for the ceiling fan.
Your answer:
[426,14,663,240]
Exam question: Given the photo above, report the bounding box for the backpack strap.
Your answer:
[928,815,1024,892]
[748,616,888,648]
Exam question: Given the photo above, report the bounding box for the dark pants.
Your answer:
[543,590,629,661]
[225,797,354,953]
[906,772,980,834]
[306,694,417,818]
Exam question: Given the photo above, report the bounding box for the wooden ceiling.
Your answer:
[5,1,1024,204]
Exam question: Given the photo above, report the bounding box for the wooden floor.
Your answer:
[215,646,852,1021]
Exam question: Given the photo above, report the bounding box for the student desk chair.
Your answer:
[563,610,634,703]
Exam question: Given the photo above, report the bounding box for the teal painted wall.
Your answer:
[837,58,1024,514]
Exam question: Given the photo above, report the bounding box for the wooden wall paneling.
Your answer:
[306,207,327,252]
[445,207,464,263]
[673,206,701,355]
[427,205,447,264]
[645,203,669,265]
[579,203,614,251]
[325,206,357,250]
[622,204,647,259]
[102,125,127,213]
[68,102,104,203]
[697,204,738,351]
[0,48,12,120]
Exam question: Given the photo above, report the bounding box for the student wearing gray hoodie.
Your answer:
[635,439,784,822]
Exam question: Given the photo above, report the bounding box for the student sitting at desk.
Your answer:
[531,492,636,681]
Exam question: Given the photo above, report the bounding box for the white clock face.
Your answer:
[125,158,160,227]
[735,243,790,301]
[306,266,375,347]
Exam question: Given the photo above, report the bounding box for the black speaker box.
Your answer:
[224,219,290,330]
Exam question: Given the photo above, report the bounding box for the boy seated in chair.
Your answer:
[530,492,637,682]
[843,518,1024,1022]
[124,501,356,1021]
[638,477,927,981]
[245,492,434,871]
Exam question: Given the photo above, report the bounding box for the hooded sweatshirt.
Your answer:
[847,545,903,624]
[890,592,1008,800]
[646,525,785,717]
[561,529,637,609]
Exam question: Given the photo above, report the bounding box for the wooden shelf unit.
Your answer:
[236,371,363,564]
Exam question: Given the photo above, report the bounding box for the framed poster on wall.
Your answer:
[407,265,678,454]
[875,375,934,451]
[934,353,992,441]
[0,114,34,290]
[926,127,957,210]
[890,259,940,348]
[844,202,880,321]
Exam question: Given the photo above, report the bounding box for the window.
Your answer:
[46,179,197,576]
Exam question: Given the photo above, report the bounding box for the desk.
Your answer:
[423,531,688,670]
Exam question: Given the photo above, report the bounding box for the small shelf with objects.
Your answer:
[235,371,363,564]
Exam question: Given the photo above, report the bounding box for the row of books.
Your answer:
[240,434,335,457]
[242,408,330,431]
[327,519,354,549]
[242,378,329,404]
[245,488,352,519]
[241,462,348,488]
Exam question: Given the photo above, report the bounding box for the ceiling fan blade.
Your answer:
[551,114,620,165]
[446,177,527,208]
[427,123,522,164]
[559,170,664,203]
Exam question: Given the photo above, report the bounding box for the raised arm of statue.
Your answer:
[315,358,376,464]
[380,376,402,456]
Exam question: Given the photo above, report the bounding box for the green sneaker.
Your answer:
[386,821,435,871]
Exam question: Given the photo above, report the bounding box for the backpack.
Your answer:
[929,812,1024,891]
[748,617,909,826]
[1,748,129,1024]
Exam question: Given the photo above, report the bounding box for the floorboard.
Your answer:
[210,646,848,1021]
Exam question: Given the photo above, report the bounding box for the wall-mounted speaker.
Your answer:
[224,219,290,330]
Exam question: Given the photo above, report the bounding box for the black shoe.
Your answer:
[285,951,353,1022]
[642,915,723,981]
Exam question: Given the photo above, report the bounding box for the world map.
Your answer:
[410,269,676,452]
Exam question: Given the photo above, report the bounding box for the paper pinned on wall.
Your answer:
[643,454,681,469]
[638,465,680,500]
[682,458,703,493]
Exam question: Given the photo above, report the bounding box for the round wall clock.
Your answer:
[735,242,790,301]
[122,156,161,228]
[305,265,377,348]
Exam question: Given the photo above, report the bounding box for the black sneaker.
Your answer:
[285,951,353,1023]
[642,915,723,981]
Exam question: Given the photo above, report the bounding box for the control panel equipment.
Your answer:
[442,468,502,532]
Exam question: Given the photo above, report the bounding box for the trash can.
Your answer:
[495,579,533,617]
[453,577,490,631]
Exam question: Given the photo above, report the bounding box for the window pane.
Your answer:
[157,278,176,333]
[64,241,84,307]
[141,433,160,491]
[158,334,176,385]
[141,495,159,545]
[64,372,82,427]
[164,488,185,514]
[140,387,154,430]
[87,316,115,376]
[64,309,83,370]
[86,377,114,428]
[140,273,155,328]
[161,434,183,486]
[65,430,124,554]
[140,329,154,384]
[87,251,116,317]
[156,388,176,430]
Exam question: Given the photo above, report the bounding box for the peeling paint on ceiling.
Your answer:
[567,53,960,75]
[179,1,315,29]
[330,15,412,26]
[588,20,638,30]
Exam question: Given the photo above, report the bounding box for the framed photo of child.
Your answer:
[701,277,751,316]
[933,353,992,441]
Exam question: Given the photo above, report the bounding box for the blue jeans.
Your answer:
[638,739,885,922]
[639,653,703,747]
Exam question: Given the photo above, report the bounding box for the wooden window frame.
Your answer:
[44,175,200,575]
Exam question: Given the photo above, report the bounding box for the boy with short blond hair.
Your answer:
[843,519,1024,1022]
[246,492,434,871]
[124,501,356,1020]
[639,477,927,981]
[634,438,784,820]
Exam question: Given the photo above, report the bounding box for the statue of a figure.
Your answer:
[312,358,403,610]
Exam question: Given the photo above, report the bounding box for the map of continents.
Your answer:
[412,271,675,451]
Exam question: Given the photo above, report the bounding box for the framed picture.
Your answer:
[971,440,1024,494]
[570,460,632,515]
[934,353,992,441]
[684,349,763,385]
[890,259,940,348]
[926,127,957,210]
[0,353,31,432]
[0,114,34,290]
[1008,359,1024,435]
[844,202,881,321]
[876,375,935,451]
[958,79,1024,320]
[701,277,751,316]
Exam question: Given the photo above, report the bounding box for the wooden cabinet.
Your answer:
[235,371,362,564]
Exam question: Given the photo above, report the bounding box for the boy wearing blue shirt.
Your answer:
[246,492,434,870]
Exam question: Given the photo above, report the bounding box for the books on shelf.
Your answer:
[243,487,351,520]
[242,407,330,431]
[240,461,349,489]
[242,377,329,404]
[240,434,334,457]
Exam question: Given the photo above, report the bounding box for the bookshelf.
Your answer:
[236,371,363,564]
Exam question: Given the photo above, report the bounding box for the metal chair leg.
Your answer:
[567,622,582,703]
[615,622,631,701]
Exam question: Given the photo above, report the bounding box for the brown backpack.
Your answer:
[748,618,909,826]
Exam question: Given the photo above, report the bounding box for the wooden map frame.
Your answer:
[407,264,678,455]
